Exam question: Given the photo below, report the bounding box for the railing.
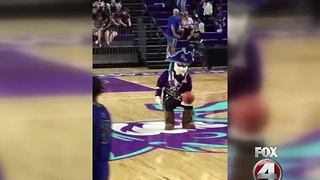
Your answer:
[93,28,138,54]
[137,18,147,60]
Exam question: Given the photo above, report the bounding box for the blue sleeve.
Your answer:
[168,20,173,26]
[168,16,173,25]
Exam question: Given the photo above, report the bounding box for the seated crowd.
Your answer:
[177,0,226,35]
[164,0,227,58]
[182,0,226,31]
[92,0,132,47]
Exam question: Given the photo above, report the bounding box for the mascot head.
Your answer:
[166,48,194,76]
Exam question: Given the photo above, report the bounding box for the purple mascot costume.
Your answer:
[155,49,196,130]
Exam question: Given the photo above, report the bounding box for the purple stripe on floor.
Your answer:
[0,49,91,97]
[0,36,91,47]
[100,77,153,93]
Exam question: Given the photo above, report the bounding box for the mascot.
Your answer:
[155,48,196,130]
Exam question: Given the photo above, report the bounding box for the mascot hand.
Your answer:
[181,101,193,107]
[155,96,162,105]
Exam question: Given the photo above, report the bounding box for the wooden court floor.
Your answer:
[1,18,320,180]
[260,37,320,179]
[261,37,320,145]
[94,68,228,180]
[0,18,93,180]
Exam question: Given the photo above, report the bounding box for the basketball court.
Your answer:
[0,18,320,180]
[93,68,228,180]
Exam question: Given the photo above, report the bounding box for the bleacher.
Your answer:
[93,0,227,69]
[140,0,227,68]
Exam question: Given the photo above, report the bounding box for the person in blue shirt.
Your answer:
[93,76,112,180]
[213,5,226,31]
[165,9,183,59]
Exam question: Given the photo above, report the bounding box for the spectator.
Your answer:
[92,1,100,9]
[197,0,205,21]
[187,22,203,55]
[93,14,105,47]
[92,6,99,19]
[118,8,132,28]
[93,4,102,18]
[177,0,186,12]
[202,1,213,24]
[101,7,110,21]
[165,10,183,59]
[181,12,194,39]
[213,5,226,32]
[168,8,180,25]
[104,13,119,47]
[212,0,222,9]
[106,0,122,14]
[188,0,198,19]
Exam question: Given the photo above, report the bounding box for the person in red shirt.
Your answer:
[104,13,119,46]
[117,8,131,28]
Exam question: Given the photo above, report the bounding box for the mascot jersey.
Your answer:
[155,49,194,100]
[156,70,192,100]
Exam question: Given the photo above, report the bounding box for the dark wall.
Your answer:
[93,53,141,68]
[202,46,228,70]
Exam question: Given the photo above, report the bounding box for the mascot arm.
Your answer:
[185,74,192,92]
[155,70,169,97]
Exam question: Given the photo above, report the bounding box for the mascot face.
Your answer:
[174,62,188,75]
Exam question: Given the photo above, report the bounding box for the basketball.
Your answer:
[182,91,195,104]
[230,94,269,134]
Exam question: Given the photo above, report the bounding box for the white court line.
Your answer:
[101,90,227,100]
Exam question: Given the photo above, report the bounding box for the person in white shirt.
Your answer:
[181,12,194,39]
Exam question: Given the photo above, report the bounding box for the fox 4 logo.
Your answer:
[253,147,283,180]
[255,147,278,158]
